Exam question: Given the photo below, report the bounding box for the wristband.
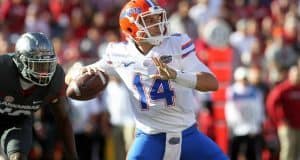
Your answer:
[174,70,197,88]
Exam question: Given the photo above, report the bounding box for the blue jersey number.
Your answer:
[133,74,175,110]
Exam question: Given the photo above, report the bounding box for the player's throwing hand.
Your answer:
[151,57,177,80]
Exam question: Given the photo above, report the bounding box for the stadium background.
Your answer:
[1,0,299,159]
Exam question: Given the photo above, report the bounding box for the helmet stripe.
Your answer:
[145,0,156,7]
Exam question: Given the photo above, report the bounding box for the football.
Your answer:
[66,70,109,100]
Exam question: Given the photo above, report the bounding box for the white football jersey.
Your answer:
[94,33,212,134]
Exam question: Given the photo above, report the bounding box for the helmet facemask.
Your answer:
[13,32,57,86]
[134,7,170,45]
[20,54,57,86]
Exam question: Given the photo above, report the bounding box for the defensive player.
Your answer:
[67,0,227,159]
[0,32,78,160]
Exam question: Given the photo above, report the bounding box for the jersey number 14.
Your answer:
[133,74,175,110]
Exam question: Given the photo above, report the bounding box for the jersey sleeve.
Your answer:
[177,34,213,74]
[88,42,115,71]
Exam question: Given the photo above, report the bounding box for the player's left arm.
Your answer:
[194,70,218,91]
[151,34,218,91]
[180,49,219,91]
[51,97,78,160]
[152,56,218,91]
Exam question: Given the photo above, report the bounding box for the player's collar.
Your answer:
[133,42,155,56]
[19,78,35,90]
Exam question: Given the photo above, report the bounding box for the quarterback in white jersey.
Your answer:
[95,33,212,134]
[67,0,227,159]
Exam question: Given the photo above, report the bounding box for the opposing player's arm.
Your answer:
[51,97,78,160]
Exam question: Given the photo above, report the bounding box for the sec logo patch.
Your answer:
[160,55,172,64]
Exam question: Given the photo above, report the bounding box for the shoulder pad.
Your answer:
[170,33,181,37]
[169,33,195,58]
[48,65,65,94]
[106,41,132,59]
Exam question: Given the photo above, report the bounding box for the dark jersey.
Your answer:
[0,54,65,123]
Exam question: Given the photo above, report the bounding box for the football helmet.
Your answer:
[13,32,57,86]
[119,0,169,45]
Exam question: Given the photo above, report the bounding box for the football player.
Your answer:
[67,0,227,159]
[0,32,78,160]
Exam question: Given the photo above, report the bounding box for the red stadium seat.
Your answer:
[206,47,233,63]
[214,122,229,154]
[213,106,226,121]
[210,66,233,82]
[212,87,226,101]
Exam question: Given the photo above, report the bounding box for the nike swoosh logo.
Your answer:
[33,101,43,104]
[123,61,135,67]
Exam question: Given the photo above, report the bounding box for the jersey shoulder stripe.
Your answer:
[171,33,181,37]
[181,40,193,50]
[166,33,195,58]
[179,34,195,58]
[182,48,196,58]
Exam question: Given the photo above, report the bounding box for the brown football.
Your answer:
[66,71,109,100]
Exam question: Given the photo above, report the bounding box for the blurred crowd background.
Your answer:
[1,0,300,160]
